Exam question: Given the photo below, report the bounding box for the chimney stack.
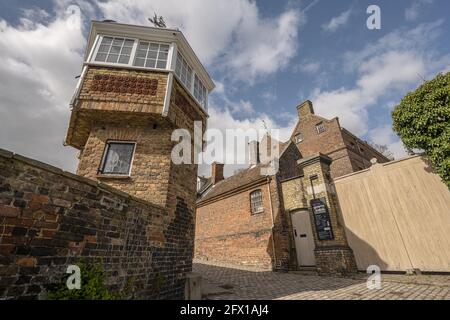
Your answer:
[211,162,224,185]
[297,100,315,119]
[248,141,260,165]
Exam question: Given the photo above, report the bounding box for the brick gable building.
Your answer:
[195,100,390,273]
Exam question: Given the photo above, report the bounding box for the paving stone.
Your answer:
[194,263,450,300]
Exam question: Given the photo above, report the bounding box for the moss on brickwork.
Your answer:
[0,150,194,300]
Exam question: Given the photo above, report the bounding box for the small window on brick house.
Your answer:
[99,141,136,175]
[294,133,303,144]
[250,190,263,214]
[316,122,326,134]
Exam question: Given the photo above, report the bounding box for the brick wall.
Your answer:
[73,67,205,220]
[195,145,300,271]
[290,103,389,178]
[0,149,194,299]
[195,181,275,270]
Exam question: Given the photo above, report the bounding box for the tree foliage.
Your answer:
[47,261,121,300]
[392,72,450,187]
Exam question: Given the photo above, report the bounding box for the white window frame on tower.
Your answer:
[174,51,209,110]
[91,35,139,67]
[90,35,175,72]
[87,34,209,110]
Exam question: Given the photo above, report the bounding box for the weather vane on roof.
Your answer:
[148,12,167,28]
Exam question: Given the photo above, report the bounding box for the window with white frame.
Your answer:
[175,52,193,90]
[295,133,303,144]
[99,141,136,175]
[316,122,326,134]
[194,74,207,108]
[250,190,263,214]
[94,36,135,64]
[133,41,169,69]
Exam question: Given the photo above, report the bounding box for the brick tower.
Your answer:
[65,21,213,217]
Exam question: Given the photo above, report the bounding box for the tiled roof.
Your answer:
[197,163,270,204]
[197,142,293,204]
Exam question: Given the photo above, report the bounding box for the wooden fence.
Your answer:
[334,156,450,272]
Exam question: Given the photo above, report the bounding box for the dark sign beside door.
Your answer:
[310,199,334,241]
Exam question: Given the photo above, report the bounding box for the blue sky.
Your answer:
[0,0,449,176]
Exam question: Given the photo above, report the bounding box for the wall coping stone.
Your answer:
[0,147,164,211]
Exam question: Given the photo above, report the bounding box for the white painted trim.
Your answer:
[168,42,177,71]
[85,61,172,73]
[98,140,137,177]
[90,35,173,72]
[69,65,87,107]
[163,73,174,117]
[86,34,100,62]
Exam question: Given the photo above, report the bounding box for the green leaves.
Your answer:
[392,72,450,188]
[47,261,122,300]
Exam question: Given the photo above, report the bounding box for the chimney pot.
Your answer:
[297,100,314,119]
[248,141,260,165]
[211,162,224,184]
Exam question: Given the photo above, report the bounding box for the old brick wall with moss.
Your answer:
[0,148,194,299]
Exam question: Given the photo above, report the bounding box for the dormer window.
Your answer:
[94,36,135,64]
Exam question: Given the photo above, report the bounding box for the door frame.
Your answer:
[290,209,316,267]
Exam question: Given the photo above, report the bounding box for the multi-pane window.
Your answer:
[133,41,169,69]
[99,141,136,175]
[94,36,135,64]
[295,133,303,144]
[316,122,326,134]
[250,190,263,214]
[194,74,207,108]
[91,35,209,109]
[175,53,193,90]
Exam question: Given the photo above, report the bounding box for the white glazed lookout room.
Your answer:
[79,20,214,111]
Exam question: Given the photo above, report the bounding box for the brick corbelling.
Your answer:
[79,66,168,106]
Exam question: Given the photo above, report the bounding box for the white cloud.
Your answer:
[369,126,407,160]
[405,0,434,21]
[0,2,92,171]
[295,60,321,74]
[199,105,296,177]
[230,100,255,115]
[322,9,352,33]
[311,22,446,137]
[97,0,304,84]
[313,51,425,136]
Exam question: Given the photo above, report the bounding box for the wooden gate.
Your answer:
[334,156,450,272]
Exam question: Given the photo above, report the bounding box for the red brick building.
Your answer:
[195,100,390,272]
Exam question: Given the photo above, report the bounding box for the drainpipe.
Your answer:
[266,177,278,269]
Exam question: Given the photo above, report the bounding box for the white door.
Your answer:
[291,210,316,266]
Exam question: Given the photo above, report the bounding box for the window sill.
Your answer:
[251,210,264,215]
[96,174,131,179]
